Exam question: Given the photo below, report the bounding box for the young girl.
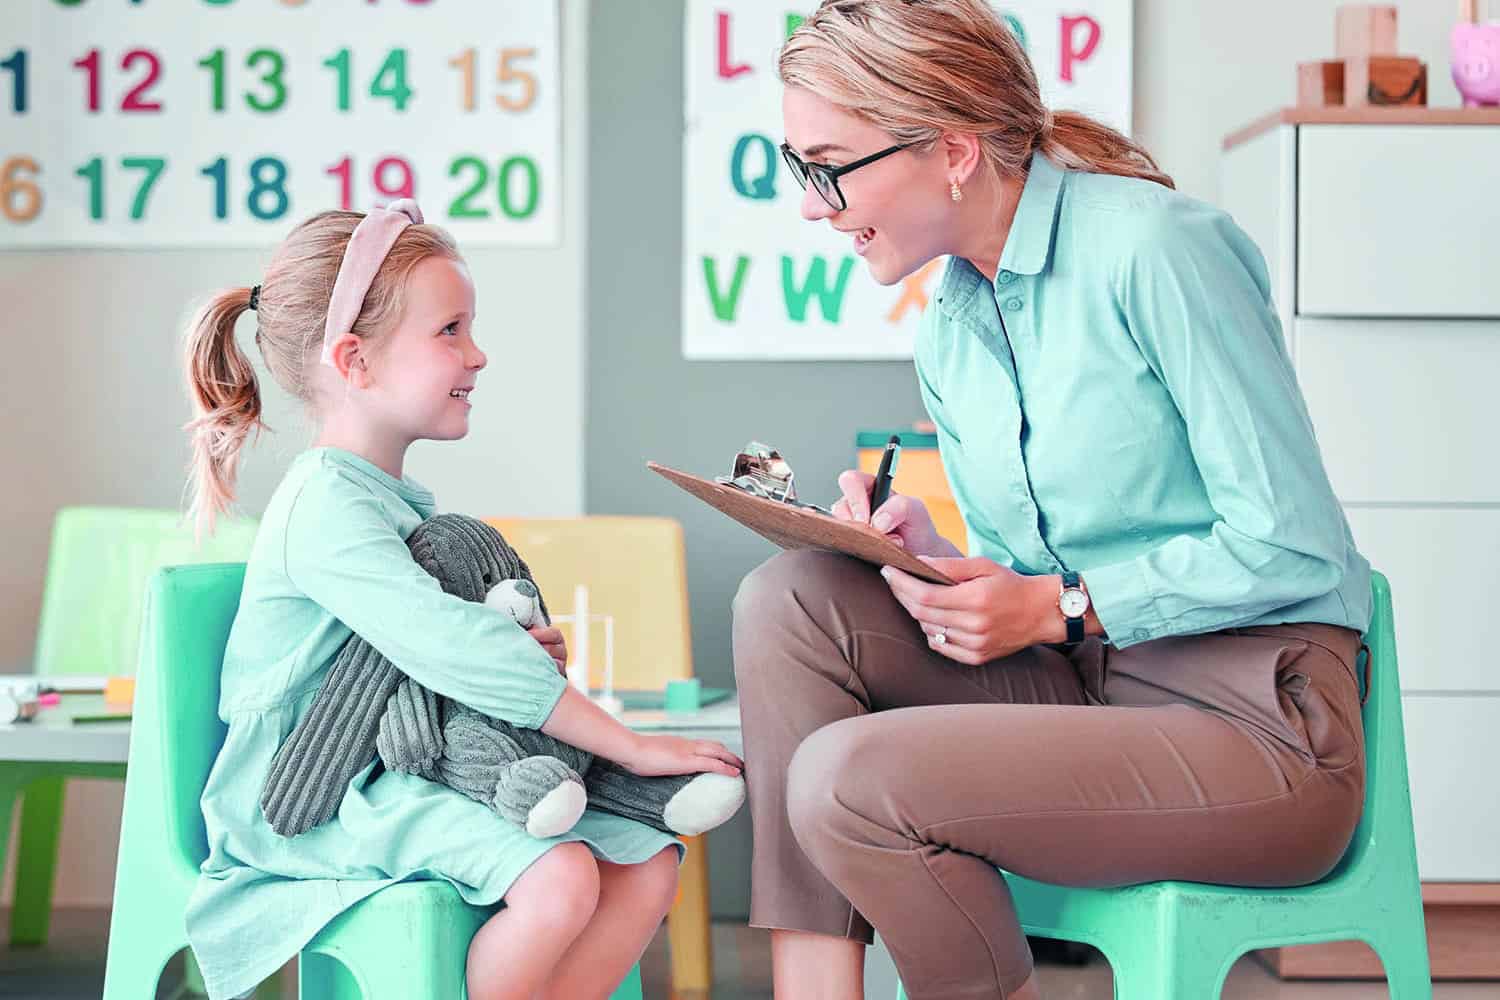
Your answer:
[181,200,743,1000]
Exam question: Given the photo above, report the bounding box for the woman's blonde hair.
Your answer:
[182,211,460,536]
[779,0,1172,190]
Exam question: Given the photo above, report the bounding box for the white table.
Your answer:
[0,696,130,764]
[618,694,744,755]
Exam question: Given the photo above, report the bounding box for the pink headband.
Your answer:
[320,198,424,366]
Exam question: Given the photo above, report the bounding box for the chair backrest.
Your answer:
[1324,570,1417,881]
[33,506,258,678]
[136,563,246,867]
[483,517,693,690]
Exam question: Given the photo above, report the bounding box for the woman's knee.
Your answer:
[785,718,882,855]
[506,842,600,932]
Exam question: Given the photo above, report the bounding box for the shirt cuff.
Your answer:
[1081,558,1166,649]
[517,666,570,730]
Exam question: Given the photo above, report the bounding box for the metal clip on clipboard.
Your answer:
[715,442,831,514]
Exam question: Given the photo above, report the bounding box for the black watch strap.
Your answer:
[1061,570,1085,644]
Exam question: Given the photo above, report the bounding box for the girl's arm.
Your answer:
[541,687,742,777]
[284,471,566,729]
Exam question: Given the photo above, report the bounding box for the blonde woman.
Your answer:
[732,2,1372,998]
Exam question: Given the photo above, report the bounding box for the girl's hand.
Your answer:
[621,733,744,778]
[880,557,1055,665]
[830,469,956,558]
[527,625,568,676]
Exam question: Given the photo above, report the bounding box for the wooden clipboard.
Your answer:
[648,462,955,585]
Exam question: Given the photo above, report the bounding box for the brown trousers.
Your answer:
[732,550,1365,1000]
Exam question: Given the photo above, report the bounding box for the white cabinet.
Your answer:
[1222,115,1500,882]
[1297,127,1500,318]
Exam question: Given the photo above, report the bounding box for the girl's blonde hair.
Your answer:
[182,210,460,536]
[779,0,1172,190]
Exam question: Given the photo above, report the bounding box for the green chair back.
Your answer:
[32,506,257,679]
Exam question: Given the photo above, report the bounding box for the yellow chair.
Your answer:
[484,516,715,997]
[855,430,968,553]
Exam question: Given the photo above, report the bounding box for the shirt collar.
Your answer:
[936,151,1065,318]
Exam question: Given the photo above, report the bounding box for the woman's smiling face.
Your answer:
[781,86,956,286]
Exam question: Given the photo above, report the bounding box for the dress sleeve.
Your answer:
[282,470,566,728]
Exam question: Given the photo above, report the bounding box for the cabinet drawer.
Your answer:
[1297,318,1500,503]
[1297,126,1500,318]
[1402,694,1500,880]
[1344,507,1500,692]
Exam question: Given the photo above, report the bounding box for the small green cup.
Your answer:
[663,678,702,713]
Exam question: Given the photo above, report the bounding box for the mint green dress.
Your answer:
[185,447,681,1000]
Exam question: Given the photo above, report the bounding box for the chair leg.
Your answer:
[101,938,180,1000]
[11,774,65,947]
[1104,939,1232,1000]
[609,963,644,1000]
[299,951,366,1000]
[667,833,713,997]
[1369,932,1435,1000]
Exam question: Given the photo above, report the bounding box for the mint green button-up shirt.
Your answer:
[916,153,1370,648]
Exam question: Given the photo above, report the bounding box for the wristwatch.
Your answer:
[1058,571,1089,644]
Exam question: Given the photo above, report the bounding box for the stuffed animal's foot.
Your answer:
[663,772,746,836]
[495,756,587,839]
[583,758,745,836]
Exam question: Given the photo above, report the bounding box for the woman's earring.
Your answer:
[950,179,963,202]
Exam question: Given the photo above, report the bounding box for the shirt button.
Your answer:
[997,270,1015,284]
[1132,629,1150,643]
[1005,298,1023,311]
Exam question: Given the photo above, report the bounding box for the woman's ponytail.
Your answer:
[1038,110,1174,190]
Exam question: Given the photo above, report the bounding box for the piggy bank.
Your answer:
[1452,21,1500,106]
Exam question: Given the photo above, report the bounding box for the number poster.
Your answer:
[1,0,560,247]
[682,1,1133,360]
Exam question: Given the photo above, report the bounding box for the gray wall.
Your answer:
[585,0,926,918]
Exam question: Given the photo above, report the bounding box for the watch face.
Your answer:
[1060,588,1089,618]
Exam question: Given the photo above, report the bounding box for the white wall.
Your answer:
[1,3,589,908]
[1,0,1472,910]
[1133,0,1461,203]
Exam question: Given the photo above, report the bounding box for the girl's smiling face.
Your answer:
[363,255,486,443]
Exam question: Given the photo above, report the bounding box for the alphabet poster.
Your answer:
[683,1,1133,360]
[0,0,560,247]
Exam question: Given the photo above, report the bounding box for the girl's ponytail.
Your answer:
[183,287,264,538]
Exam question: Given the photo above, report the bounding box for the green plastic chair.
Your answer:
[897,572,1431,999]
[102,562,646,999]
[0,506,258,947]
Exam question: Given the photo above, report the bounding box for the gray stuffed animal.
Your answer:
[259,514,744,840]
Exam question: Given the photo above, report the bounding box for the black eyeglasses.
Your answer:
[780,141,913,211]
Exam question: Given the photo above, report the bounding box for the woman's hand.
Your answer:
[830,469,959,559]
[620,733,744,778]
[880,557,1059,665]
[527,625,568,676]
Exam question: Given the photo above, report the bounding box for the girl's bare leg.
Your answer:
[466,843,600,1000]
[536,847,680,1000]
